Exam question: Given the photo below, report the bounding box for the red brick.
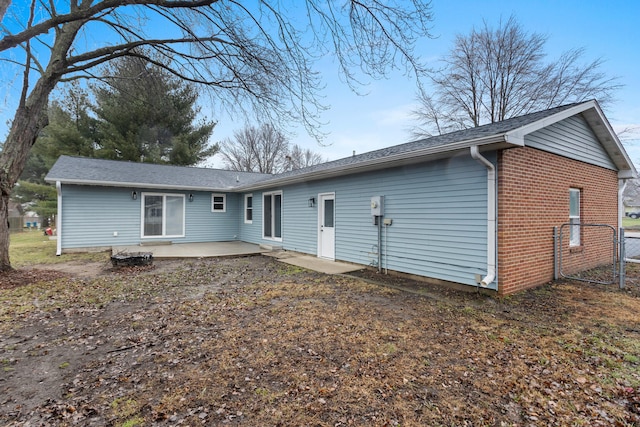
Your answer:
[497,147,618,295]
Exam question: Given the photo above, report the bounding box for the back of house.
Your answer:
[46,100,636,295]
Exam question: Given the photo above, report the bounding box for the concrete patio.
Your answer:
[111,241,362,275]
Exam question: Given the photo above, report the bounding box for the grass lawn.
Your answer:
[1,233,639,425]
[9,231,109,268]
[622,216,640,229]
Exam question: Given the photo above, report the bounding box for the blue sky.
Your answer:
[1,1,639,169]
[207,0,640,168]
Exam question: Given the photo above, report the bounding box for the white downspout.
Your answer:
[55,181,62,256]
[470,146,496,287]
[619,179,627,230]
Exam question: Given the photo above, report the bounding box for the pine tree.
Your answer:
[93,54,217,165]
[21,83,96,184]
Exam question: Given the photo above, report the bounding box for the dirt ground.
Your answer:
[1,255,639,426]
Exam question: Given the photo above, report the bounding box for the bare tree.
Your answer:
[221,126,326,173]
[287,144,326,170]
[220,124,289,174]
[412,16,620,137]
[0,0,433,269]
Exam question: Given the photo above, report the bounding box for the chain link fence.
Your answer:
[555,224,619,285]
[553,225,640,289]
[622,228,640,288]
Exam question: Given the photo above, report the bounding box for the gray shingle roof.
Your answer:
[263,102,584,184]
[45,156,272,190]
[45,101,636,190]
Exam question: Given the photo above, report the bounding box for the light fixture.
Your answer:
[308,197,315,208]
[131,191,137,200]
[189,193,194,202]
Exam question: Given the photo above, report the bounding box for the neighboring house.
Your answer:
[8,201,23,231]
[8,201,23,218]
[45,100,636,295]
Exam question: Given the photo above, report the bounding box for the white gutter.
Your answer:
[470,146,496,287]
[44,179,233,193]
[55,181,62,256]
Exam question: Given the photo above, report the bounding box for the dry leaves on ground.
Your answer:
[0,256,639,426]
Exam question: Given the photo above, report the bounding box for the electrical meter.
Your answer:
[370,196,384,216]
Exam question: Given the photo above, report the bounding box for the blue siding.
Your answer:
[60,185,238,248]
[238,193,264,244]
[186,192,240,242]
[60,186,140,248]
[525,114,616,170]
[239,154,492,287]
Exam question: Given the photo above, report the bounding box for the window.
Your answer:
[244,194,253,224]
[211,193,226,212]
[142,193,185,238]
[569,188,581,246]
[263,191,282,241]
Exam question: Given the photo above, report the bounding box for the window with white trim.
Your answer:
[569,188,581,246]
[211,193,226,212]
[142,193,185,238]
[244,194,253,224]
[263,191,282,241]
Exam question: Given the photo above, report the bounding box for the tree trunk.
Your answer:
[0,193,11,270]
[0,16,82,270]
[0,89,53,270]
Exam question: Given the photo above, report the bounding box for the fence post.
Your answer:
[553,226,558,280]
[619,227,626,289]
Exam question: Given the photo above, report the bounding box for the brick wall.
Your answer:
[497,146,619,295]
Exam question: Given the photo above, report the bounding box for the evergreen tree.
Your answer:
[11,181,57,224]
[21,83,96,184]
[16,84,96,221]
[93,55,218,165]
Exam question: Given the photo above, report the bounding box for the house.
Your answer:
[45,100,636,295]
[8,201,23,231]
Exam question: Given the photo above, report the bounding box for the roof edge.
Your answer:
[237,134,513,191]
[507,100,637,177]
[44,177,231,192]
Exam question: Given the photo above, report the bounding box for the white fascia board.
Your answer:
[619,169,636,179]
[586,102,638,178]
[44,178,229,192]
[236,134,513,191]
[507,100,637,178]
[506,101,598,139]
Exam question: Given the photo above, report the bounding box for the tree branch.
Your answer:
[0,0,220,52]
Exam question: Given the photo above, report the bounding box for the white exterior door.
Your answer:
[318,193,335,260]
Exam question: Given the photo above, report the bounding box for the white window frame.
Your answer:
[569,188,581,247]
[262,190,283,242]
[140,192,185,238]
[244,193,253,224]
[211,193,226,212]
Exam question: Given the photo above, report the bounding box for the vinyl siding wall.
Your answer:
[525,114,616,170]
[239,153,493,288]
[59,185,239,249]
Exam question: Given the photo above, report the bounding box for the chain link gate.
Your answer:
[554,224,622,286]
[622,228,640,288]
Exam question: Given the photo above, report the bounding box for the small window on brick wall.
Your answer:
[569,188,581,246]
